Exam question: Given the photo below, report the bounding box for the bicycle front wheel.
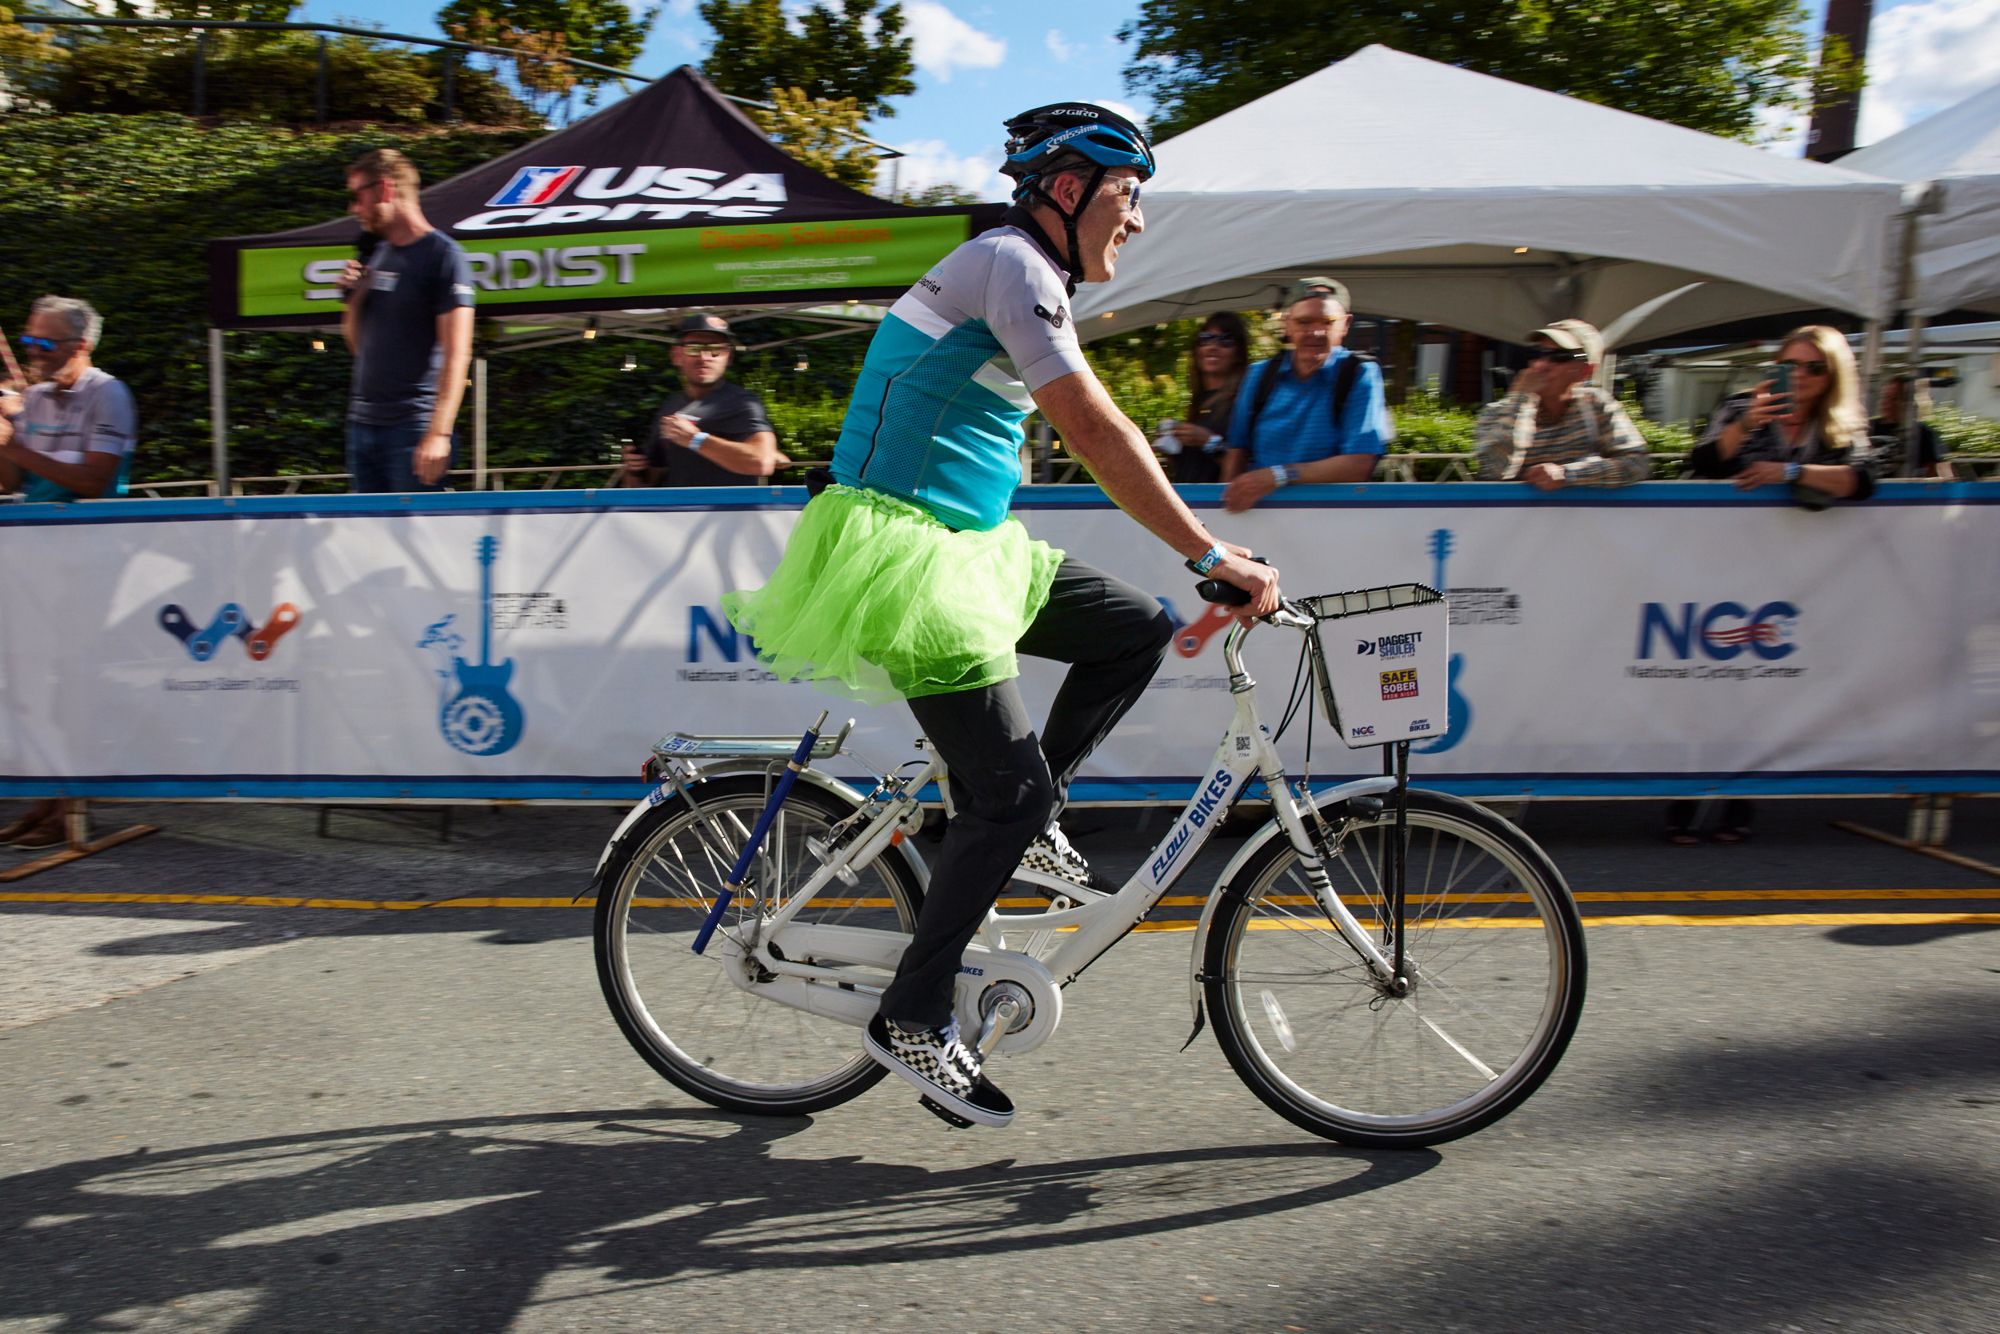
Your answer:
[594,774,924,1116]
[1204,790,1584,1148]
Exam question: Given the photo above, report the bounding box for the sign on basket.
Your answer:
[1302,585,1451,749]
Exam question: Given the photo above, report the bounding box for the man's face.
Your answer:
[347,172,395,233]
[1071,168,1145,284]
[21,310,86,382]
[1283,297,1348,360]
[673,335,732,386]
[1530,337,1593,392]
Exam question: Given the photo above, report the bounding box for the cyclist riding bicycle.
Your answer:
[723,101,1280,1128]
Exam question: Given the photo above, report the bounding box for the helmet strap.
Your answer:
[1014,163,1111,296]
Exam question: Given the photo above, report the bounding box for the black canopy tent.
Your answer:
[205,65,1002,486]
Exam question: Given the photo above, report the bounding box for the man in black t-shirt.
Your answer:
[338,148,476,493]
[619,312,786,487]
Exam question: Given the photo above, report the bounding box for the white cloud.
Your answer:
[1856,0,2000,143]
[1045,29,1077,62]
[903,1,1007,82]
[1089,97,1149,132]
[876,138,1011,201]
[1755,101,1809,157]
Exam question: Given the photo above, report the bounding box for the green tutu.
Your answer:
[723,484,1064,702]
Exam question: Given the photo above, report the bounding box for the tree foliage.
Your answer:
[699,0,914,119]
[748,86,879,192]
[436,0,656,86]
[1121,0,1844,142]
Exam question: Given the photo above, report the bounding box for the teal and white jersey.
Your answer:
[831,225,1088,532]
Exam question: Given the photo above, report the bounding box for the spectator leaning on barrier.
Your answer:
[1158,311,1250,485]
[1872,373,1951,480]
[618,312,787,487]
[338,148,476,494]
[0,294,137,851]
[0,295,137,504]
[1686,324,1877,506]
[1474,319,1649,488]
[1220,277,1389,512]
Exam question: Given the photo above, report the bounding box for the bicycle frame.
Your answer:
[678,613,1406,1053]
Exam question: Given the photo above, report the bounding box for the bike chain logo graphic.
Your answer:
[418,536,525,756]
[159,602,302,661]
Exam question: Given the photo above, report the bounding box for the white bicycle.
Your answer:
[592,580,1586,1148]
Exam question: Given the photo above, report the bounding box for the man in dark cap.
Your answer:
[620,311,787,486]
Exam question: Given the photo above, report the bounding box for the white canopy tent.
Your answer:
[1076,45,1906,351]
[1843,78,2000,319]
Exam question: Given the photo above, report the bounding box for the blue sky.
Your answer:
[291,0,2000,196]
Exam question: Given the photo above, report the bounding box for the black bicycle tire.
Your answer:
[593,774,925,1116]
[1203,789,1586,1148]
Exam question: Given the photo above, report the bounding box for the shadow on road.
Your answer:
[0,1108,1434,1329]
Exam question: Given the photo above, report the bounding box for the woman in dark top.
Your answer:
[1686,323,1876,504]
[1164,312,1249,484]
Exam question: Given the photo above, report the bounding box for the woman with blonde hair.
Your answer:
[1161,311,1250,484]
[1687,324,1877,504]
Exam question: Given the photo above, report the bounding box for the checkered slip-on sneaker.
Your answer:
[865,1015,1015,1128]
[1016,822,1119,898]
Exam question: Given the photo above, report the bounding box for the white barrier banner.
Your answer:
[2,485,1996,799]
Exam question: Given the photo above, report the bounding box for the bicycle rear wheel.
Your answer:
[594,774,923,1116]
[1204,790,1584,1148]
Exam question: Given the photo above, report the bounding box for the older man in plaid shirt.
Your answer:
[1475,319,1649,489]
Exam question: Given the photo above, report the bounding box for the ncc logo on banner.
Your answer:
[1637,601,1798,661]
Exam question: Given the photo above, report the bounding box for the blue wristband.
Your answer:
[1782,461,1801,483]
[688,431,709,453]
[1192,543,1226,575]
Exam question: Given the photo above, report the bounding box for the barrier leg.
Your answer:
[0,800,160,883]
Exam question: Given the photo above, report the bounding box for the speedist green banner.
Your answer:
[236,215,971,319]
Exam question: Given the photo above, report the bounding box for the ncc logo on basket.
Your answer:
[1356,630,1423,659]
[1379,668,1420,700]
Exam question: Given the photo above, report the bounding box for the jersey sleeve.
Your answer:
[735,387,776,439]
[86,379,138,459]
[980,238,1089,392]
[1339,357,1390,456]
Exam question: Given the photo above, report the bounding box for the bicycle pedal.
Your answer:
[917,1096,975,1130]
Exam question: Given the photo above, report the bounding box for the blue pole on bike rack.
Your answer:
[691,710,829,955]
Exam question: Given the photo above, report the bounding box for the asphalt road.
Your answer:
[2,796,1997,1332]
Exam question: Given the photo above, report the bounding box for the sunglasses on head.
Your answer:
[1775,358,1828,375]
[1529,347,1583,364]
[1195,331,1239,347]
[17,334,76,352]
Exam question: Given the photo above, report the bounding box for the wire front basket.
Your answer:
[1298,584,1451,750]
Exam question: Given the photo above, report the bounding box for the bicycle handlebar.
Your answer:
[1189,556,1311,629]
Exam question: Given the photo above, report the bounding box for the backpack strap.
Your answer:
[1241,350,1377,464]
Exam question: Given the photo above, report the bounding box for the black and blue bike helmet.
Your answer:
[1001,102,1155,289]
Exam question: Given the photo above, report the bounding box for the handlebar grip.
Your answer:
[1196,579,1251,606]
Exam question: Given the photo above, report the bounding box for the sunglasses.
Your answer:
[17,334,77,352]
[1195,331,1239,347]
[1775,358,1828,375]
[1529,347,1583,364]
[678,342,732,355]
[347,180,383,202]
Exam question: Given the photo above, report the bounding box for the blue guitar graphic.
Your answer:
[440,536,525,756]
[1412,528,1471,755]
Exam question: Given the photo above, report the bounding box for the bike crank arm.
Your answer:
[692,710,828,955]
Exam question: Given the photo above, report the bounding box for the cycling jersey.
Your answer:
[5,368,136,502]
[831,224,1089,532]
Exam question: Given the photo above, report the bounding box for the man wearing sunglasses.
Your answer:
[617,312,786,487]
[0,295,136,506]
[338,148,475,493]
[1475,320,1648,489]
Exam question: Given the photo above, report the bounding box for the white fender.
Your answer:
[1186,774,1398,1028]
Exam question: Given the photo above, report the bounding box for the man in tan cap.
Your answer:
[1219,276,1389,511]
[1475,318,1648,489]
[620,310,788,486]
